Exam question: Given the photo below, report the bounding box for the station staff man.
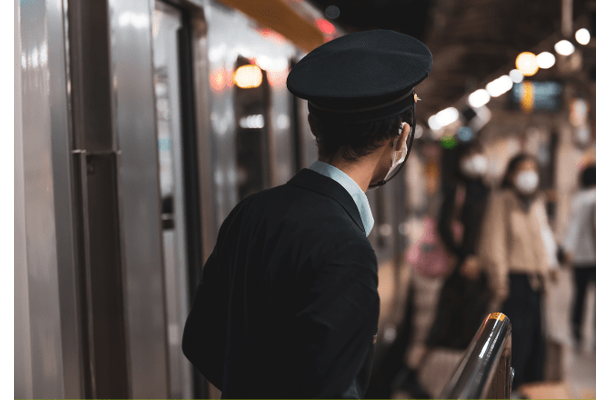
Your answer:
[182,30,433,399]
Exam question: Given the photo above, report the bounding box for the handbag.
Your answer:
[406,216,460,279]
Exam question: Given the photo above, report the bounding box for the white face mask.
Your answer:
[514,171,539,194]
[460,154,487,177]
[383,122,409,181]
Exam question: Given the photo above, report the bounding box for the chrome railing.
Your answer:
[440,312,514,399]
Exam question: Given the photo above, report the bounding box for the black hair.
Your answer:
[309,108,412,162]
[501,153,539,189]
[581,164,596,187]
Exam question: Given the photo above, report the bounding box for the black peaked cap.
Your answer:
[287,30,433,124]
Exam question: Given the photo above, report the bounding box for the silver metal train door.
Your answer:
[108,0,211,398]
[151,1,206,397]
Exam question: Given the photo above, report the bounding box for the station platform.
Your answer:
[393,266,596,399]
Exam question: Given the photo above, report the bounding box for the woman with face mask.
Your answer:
[394,141,493,398]
[477,153,559,392]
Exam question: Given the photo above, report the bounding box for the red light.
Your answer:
[257,28,287,46]
[209,69,226,93]
[315,19,335,34]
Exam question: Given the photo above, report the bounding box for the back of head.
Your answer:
[288,29,432,163]
[309,111,407,162]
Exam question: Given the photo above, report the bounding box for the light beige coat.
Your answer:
[477,189,551,298]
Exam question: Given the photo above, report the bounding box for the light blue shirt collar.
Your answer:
[308,161,374,236]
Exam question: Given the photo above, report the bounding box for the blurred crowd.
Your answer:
[370,137,596,399]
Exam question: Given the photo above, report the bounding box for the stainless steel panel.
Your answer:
[67,0,135,395]
[84,152,132,398]
[71,150,97,398]
[152,2,192,397]
[66,0,114,151]
[203,1,241,224]
[19,0,66,396]
[191,4,216,263]
[109,0,170,397]
[270,86,293,185]
[14,0,33,397]
[49,0,85,395]
[183,3,215,398]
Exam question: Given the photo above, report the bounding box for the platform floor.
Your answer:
[392,267,596,399]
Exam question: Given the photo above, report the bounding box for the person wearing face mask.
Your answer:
[182,30,432,399]
[428,142,493,342]
[389,141,493,399]
[477,153,559,391]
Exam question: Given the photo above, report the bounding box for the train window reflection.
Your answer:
[234,56,272,200]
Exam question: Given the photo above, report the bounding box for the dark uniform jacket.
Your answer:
[182,168,380,399]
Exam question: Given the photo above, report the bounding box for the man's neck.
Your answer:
[318,153,385,193]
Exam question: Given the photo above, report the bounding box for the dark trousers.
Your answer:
[571,265,596,342]
[501,274,545,389]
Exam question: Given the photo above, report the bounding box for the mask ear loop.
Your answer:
[368,101,416,189]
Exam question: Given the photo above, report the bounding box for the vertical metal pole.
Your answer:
[14,0,33,396]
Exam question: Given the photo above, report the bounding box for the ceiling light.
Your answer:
[516,52,539,76]
[509,69,524,83]
[428,115,442,131]
[536,51,556,69]
[468,89,490,108]
[436,107,459,126]
[555,40,575,56]
[315,18,335,34]
[233,65,263,89]
[486,75,513,97]
[575,28,591,45]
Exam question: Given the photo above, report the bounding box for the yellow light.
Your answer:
[233,65,263,89]
[521,81,534,113]
[515,52,539,77]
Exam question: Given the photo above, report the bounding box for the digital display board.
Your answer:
[509,81,563,112]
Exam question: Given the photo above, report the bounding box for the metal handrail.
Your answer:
[440,312,514,399]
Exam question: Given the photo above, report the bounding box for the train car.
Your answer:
[15,0,413,398]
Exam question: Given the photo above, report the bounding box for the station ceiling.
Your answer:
[308,0,595,121]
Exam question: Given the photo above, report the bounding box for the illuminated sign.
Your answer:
[510,81,563,112]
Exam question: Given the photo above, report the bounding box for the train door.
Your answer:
[103,0,210,397]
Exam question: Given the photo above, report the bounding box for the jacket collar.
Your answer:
[288,169,366,234]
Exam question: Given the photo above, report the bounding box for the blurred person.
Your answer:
[391,141,493,399]
[562,164,596,350]
[427,141,493,347]
[477,153,559,391]
[182,30,432,399]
